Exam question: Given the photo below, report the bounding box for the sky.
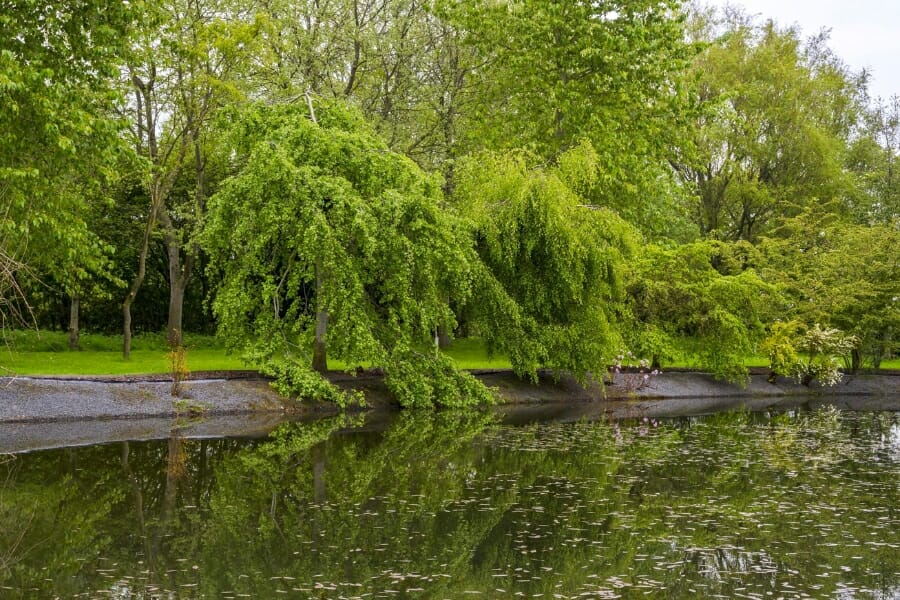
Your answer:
[706,0,900,102]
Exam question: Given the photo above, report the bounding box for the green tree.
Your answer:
[672,8,865,241]
[202,99,490,407]
[625,240,780,382]
[453,0,692,153]
[121,0,259,356]
[0,0,141,331]
[453,142,637,381]
[254,0,482,181]
[845,95,900,225]
[761,210,900,369]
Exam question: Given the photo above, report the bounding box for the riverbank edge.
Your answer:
[1,368,898,424]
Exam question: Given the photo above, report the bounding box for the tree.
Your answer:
[672,8,865,241]
[253,0,482,181]
[453,142,637,381]
[202,99,490,407]
[121,0,258,356]
[449,0,694,171]
[760,210,900,370]
[625,239,780,382]
[761,321,856,386]
[845,95,900,225]
[0,0,140,332]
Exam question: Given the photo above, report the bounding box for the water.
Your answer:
[1,407,898,599]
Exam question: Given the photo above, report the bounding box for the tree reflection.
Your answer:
[0,409,897,598]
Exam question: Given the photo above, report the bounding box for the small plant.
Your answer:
[173,398,209,416]
[167,337,189,397]
[609,350,659,392]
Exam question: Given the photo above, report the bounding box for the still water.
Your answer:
[1,407,898,599]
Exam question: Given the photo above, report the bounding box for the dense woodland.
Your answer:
[1,0,898,405]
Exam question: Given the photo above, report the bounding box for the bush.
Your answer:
[762,321,856,386]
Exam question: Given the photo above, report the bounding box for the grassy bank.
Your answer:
[1,330,897,376]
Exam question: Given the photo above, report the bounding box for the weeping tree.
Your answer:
[453,142,637,382]
[202,99,490,408]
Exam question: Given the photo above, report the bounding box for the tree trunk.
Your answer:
[167,281,185,347]
[122,196,158,359]
[156,192,195,349]
[123,302,133,359]
[312,309,328,372]
[68,292,80,350]
[121,442,150,563]
[437,326,452,350]
[312,261,328,372]
[850,348,862,373]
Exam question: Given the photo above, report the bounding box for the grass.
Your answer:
[437,338,513,370]
[0,330,896,376]
[1,330,248,376]
[1,349,250,376]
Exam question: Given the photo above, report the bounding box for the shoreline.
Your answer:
[1,369,898,454]
[1,368,898,424]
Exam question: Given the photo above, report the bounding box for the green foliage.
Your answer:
[761,211,900,368]
[0,0,142,326]
[674,8,865,241]
[451,0,693,158]
[845,96,900,225]
[445,0,697,240]
[760,320,802,380]
[454,143,637,381]
[203,99,490,407]
[384,346,496,408]
[627,240,780,383]
[258,357,364,409]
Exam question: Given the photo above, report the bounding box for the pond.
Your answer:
[1,406,898,599]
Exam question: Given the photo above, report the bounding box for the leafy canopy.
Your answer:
[626,240,780,382]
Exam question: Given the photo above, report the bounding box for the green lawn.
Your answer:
[0,330,895,376]
[1,349,250,376]
[0,330,248,376]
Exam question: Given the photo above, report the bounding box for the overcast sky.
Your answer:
[706,1,900,102]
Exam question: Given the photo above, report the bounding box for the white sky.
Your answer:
[707,1,900,102]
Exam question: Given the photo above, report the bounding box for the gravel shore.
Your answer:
[1,369,898,425]
[1,370,897,454]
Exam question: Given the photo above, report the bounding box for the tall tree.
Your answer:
[672,8,866,241]
[122,0,258,355]
[0,0,140,331]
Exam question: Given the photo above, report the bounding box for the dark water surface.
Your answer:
[1,407,898,599]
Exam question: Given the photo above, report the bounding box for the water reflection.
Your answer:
[1,408,898,598]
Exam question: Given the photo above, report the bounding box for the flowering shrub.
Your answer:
[762,321,856,386]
